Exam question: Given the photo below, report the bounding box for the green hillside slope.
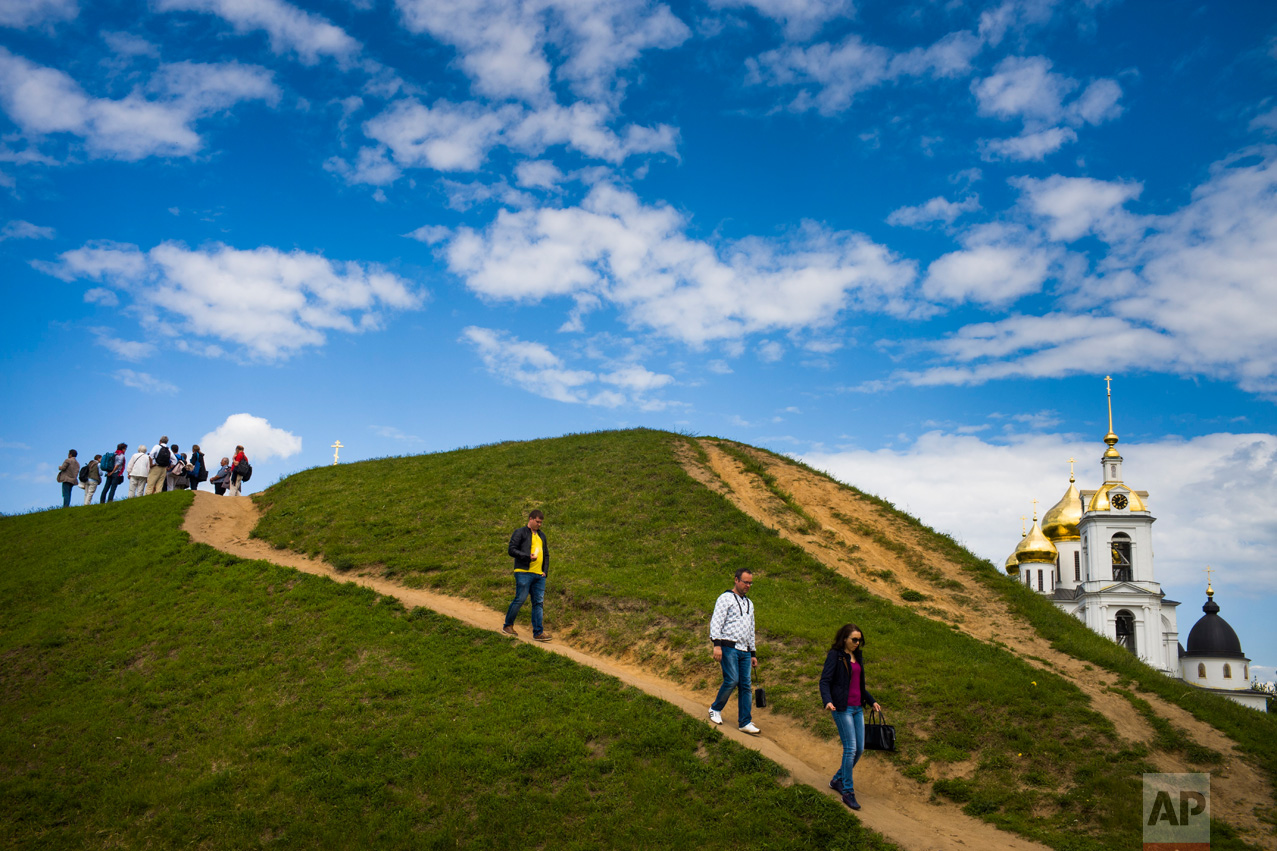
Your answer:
[250,428,1274,850]
[0,492,887,850]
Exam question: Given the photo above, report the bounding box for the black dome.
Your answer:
[1184,594,1246,659]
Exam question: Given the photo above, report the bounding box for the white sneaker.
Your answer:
[708,708,723,725]
[738,722,761,735]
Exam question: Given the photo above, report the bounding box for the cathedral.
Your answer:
[1005,379,1265,711]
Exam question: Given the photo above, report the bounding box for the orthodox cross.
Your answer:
[331,440,343,465]
[1068,457,1076,482]
[1204,565,1215,593]
[1031,497,1039,520]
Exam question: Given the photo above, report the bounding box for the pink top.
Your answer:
[847,660,862,708]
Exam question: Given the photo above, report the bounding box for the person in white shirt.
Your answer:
[708,568,761,735]
[127,446,151,498]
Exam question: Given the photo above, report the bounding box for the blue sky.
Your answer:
[2,0,1274,681]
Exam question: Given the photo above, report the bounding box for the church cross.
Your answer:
[1204,564,1215,592]
[1068,457,1076,482]
[1031,498,1039,520]
[331,440,343,465]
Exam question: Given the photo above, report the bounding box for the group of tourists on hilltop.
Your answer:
[56,437,251,507]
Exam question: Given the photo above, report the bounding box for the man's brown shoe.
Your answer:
[502,625,518,636]
[533,632,552,642]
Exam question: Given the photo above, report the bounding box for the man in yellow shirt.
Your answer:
[502,510,551,641]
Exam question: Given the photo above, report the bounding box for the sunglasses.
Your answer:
[849,637,862,644]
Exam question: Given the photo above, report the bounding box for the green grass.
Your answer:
[1,491,893,850]
[247,428,1273,851]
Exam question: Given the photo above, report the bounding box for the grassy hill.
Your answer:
[249,428,1275,851]
[5,428,1273,850]
[1,491,887,850]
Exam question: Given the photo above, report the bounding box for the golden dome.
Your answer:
[1042,479,1083,542]
[1016,519,1058,565]
[1004,548,1021,575]
[1086,483,1147,513]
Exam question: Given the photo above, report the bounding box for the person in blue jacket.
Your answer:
[819,622,882,811]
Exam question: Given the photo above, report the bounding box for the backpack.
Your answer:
[78,464,90,483]
[236,459,252,482]
[155,445,171,467]
[194,453,208,482]
[100,452,116,474]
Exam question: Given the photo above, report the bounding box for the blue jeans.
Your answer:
[100,476,121,503]
[711,645,753,726]
[831,706,864,796]
[504,572,545,635]
[62,482,74,507]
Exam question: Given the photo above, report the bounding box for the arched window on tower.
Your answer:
[1111,533,1132,582]
[1224,664,1232,679]
[1197,663,1206,678]
[1115,610,1136,655]
[1074,551,1080,581]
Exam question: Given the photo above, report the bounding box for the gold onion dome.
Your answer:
[1042,478,1083,541]
[1004,548,1021,575]
[1016,518,1058,565]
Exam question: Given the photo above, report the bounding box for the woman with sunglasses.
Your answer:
[819,623,882,811]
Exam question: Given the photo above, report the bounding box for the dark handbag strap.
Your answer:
[865,707,887,725]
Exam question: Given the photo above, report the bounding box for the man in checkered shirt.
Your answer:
[708,568,761,735]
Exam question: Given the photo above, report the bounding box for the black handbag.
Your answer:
[863,707,895,751]
[754,668,766,708]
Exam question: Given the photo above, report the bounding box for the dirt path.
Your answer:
[684,438,1275,849]
[183,491,1051,851]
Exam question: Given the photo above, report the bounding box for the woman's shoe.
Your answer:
[841,792,860,811]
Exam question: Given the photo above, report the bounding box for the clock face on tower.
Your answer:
[1111,493,1129,510]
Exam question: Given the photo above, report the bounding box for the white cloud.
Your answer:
[980,126,1076,161]
[1012,175,1143,242]
[515,159,565,189]
[0,220,54,240]
[92,328,155,361]
[371,424,423,444]
[114,368,177,394]
[40,241,425,360]
[922,224,1056,305]
[973,56,1122,160]
[154,0,360,65]
[84,287,119,306]
[0,49,278,161]
[973,55,1076,123]
[393,0,689,106]
[706,0,852,40]
[337,99,678,183]
[0,0,76,29]
[799,429,1277,597]
[758,340,784,362]
[749,30,981,115]
[887,194,981,228]
[200,413,303,463]
[102,31,159,58]
[461,325,672,408]
[444,183,918,345]
[908,147,1277,395]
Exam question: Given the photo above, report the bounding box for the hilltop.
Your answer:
[3,429,1274,851]
[251,428,1276,850]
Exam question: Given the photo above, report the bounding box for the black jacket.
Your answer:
[819,649,876,711]
[508,525,549,576]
